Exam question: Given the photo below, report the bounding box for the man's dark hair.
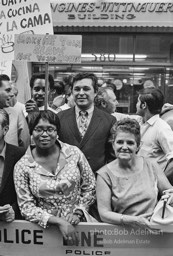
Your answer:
[28,110,60,135]
[72,72,98,93]
[139,88,164,115]
[0,109,9,127]
[54,81,65,95]
[0,74,10,87]
[30,73,54,90]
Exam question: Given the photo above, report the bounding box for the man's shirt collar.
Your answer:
[146,114,160,126]
[75,105,94,118]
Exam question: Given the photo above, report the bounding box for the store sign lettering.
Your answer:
[92,53,117,62]
[51,2,173,20]
[67,13,136,20]
[51,1,173,26]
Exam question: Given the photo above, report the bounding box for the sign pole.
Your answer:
[44,62,49,110]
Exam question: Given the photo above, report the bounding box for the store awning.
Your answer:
[53,26,173,34]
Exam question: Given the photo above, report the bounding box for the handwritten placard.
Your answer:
[0,60,12,76]
[14,34,82,63]
[0,0,53,61]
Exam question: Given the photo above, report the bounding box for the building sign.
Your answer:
[1,221,173,255]
[14,34,82,63]
[0,0,53,61]
[51,0,173,27]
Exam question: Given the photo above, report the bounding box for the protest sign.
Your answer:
[14,34,82,63]
[0,60,12,76]
[1,221,173,256]
[0,0,53,61]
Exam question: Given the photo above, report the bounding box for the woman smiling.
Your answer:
[14,110,96,243]
[96,118,173,230]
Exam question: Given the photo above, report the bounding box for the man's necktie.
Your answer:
[79,111,88,138]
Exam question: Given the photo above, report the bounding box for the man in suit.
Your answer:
[58,73,116,174]
[0,109,25,221]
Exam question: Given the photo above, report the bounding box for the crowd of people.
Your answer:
[1,72,173,243]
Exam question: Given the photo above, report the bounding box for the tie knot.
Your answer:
[79,111,88,117]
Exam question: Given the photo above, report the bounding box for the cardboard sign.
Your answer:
[14,34,82,63]
[1,221,173,256]
[0,60,12,76]
[0,0,53,61]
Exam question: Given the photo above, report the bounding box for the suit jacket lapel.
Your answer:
[80,108,101,148]
[67,108,81,143]
[0,144,14,194]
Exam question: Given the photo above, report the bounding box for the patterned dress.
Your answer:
[14,141,96,228]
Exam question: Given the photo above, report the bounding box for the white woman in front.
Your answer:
[96,118,173,230]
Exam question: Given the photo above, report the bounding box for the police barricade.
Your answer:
[0,221,173,256]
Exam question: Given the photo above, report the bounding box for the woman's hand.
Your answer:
[48,216,79,245]
[58,218,79,245]
[65,213,80,225]
[133,213,160,232]
[161,188,173,205]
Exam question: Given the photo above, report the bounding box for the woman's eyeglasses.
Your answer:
[34,127,57,135]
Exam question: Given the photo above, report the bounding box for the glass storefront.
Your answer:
[32,33,173,114]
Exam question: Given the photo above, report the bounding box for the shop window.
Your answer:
[135,34,173,63]
[82,34,134,63]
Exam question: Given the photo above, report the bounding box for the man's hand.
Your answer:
[25,99,39,113]
[0,205,15,222]
[0,204,11,213]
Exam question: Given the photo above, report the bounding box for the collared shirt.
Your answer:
[14,141,96,228]
[4,107,30,150]
[112,112,142,123]
[0,143,6,187]
[138,114,173,171]
[75,105,94,131]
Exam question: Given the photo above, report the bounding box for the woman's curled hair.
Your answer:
[110,118,141,147]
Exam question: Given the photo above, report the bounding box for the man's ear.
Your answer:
[101,100,107,109]
[141,102,147,110]
[3,125,9,136]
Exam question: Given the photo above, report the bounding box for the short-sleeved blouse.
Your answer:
[97,157,158,216]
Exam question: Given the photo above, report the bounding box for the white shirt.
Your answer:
[13,101,26,114]
[4,107,30,150]
[0,143,6,187]
[112,112,142,123]
[138,114,173,171]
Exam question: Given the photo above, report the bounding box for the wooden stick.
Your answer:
[44,62,49,110]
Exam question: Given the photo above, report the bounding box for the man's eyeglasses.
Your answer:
[34,127,57,135]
